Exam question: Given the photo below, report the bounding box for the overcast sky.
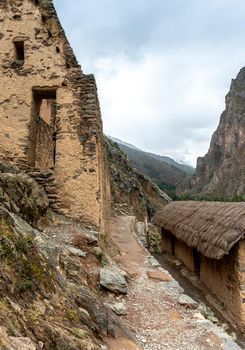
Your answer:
[54,0,245,167]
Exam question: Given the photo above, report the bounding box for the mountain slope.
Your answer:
[105,137,171,219]
[148,153,195,175]
[108,138,191,197]
[110,137,194,175]
[0,160,135,349]
[180,67,245,199]
[120,144,187,185]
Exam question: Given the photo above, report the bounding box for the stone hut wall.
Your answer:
[238,239,245,331]
[161,230,195,272]
[200,247,243,331]
[0,0,110,230]
[175,239,195,273]
[161,229,175,255]
[160,231,244,331]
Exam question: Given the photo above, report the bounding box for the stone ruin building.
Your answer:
[0,0,110,231]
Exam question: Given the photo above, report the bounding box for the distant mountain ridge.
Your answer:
[147,153,195,176]
[109,137,142,151]
[109,136,195,175]
[108,136,194,197]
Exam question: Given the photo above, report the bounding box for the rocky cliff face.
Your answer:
[181,67,245,199]
[105,137,171,219]
[0,160,136,349]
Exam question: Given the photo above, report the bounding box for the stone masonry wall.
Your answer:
[0,0,110,230]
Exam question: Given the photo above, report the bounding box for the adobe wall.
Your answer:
[161,231,196,272]
[175,239,195,272]
[161,229,174,254]
[0,0,110,230]
[200,247,243,331]
[237,239,245,331]
[160,227,245,331]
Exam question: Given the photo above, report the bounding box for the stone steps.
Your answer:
[14,160,65,214]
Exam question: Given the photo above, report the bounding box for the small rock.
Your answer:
[38,341,44,349]
[68,247,87,258]
[100,346,108,350]
[207,315,219,323]
[94,246,103,256]
[193,312,205,320]
[86,231,99,244]
[110,302,128,315]
[113,266,130,282]
[147,270,172,282]
[178,294,198,309]
[222,323,229,331]
[100,267,128,294]
[170,280,185,293]
[198,302,214,318]
[173,259,183,268]
[195,319,213,328]
[34,235,44,245]
[79,307,90,318]
[148,256,160,268]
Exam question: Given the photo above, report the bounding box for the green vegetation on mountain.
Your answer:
[110,140,192,198]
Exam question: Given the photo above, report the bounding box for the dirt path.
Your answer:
[108,215,241,350]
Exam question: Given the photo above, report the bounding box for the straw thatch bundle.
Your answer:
[152,201,245,260]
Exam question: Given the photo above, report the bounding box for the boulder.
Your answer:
[0,160,19,174]
[9,337,36,350]
[0,326,37,350]
[100,267,128,294]
[0,172,48,224]
[76,286,134,340]
[68,247,87,258]
[178,294,198,309]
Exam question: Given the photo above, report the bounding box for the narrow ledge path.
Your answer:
[107,215,242,350]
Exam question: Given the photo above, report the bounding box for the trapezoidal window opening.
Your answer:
[28,88,58,172]
[14,40,25,61]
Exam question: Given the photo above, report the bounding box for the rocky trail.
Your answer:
[107,215,242,350]
[0,203,242,350]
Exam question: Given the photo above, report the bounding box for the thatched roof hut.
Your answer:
[152,201,245,260]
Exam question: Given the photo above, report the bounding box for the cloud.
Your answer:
[54,0,245,166]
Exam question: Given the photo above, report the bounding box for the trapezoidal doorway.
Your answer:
[28,88,57,172]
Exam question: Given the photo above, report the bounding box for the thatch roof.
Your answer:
[152,201,245,260]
